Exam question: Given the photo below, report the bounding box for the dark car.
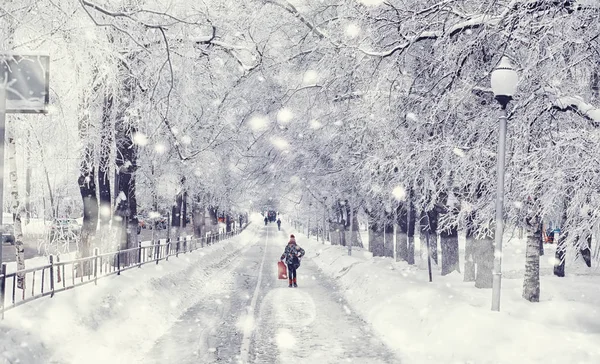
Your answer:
[1,224,15,245]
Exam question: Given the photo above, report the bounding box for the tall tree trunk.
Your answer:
[330,222,341,245]
[580,235,592,268]
[464,213,476,282]
[554,232,567,277]
[368,217,385,257]
[553,209,567,277]
[98,91,113,243]
[539,225,545,257]
[474,236,494,288]
[8,133,25,288]
[418,215,429,269]
[25,130,31,225]
[226,213,232,233]
[182,190,188,230]
[192,196,204,243]
[384,221,394,258]
[171,191,183,242]
[523,218,541,302]
[3,2,24,287]
[406,198,416,265]
[397,206,408,262]
[440,225,460,275]
[351,212,362,247]
[114,125,138,264]
[77,103,98,275]
[78,171,98,275]
[426,209,439,264]
[208,206,219,236]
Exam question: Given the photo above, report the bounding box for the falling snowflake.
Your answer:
[309,119,322,129]
[277,108,294,123]
[392,186,406,201]
[303,70,319,84]
[154,143,168,154]
[99,205,112,218]
[345,24,361,38]
[271,137,289,150]
[249,115,269,131]
[132,132,148,146]
[358,0,384,6]
[453,147,466,158]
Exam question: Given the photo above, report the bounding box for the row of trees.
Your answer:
[250,0,600,303]
[3,0,600,302]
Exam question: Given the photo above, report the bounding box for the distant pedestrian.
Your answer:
[264,216,268,226]
[276,218,281,231]
[280,234,305,288]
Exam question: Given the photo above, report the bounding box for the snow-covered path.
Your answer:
[141,225,398,364]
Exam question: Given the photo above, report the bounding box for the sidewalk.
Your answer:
[295,230,600,364]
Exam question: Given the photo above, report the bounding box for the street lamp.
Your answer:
[490,56,518,312]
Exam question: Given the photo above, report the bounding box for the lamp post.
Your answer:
[490,56,518,312]
[323,197,327,244]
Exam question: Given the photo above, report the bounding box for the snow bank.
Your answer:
[303,239,600,364]
[0,224,260,364]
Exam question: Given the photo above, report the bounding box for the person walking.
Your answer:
[276,218,281,231]
[264,216,268,226]
[280,234,305,288]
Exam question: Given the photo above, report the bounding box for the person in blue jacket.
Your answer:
[280,234,305,287]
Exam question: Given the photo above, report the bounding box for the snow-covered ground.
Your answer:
[0,226,258,363]
[2,214,598,364]
[301,230,600,364]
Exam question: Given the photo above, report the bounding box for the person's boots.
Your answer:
[293,278,298,288]
[288,279,293,288]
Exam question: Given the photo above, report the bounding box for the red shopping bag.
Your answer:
[277,261,288,279]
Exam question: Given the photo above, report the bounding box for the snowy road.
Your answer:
[142,225,399,364]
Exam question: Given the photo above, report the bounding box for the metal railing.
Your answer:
[0,227,246,319]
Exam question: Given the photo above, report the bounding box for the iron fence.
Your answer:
[0,227,246,319]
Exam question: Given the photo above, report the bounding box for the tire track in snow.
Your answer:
[139,236,256,364]
[239,226,269,363]
[250,242,400,364]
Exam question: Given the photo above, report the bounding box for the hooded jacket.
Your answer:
[280,237,305,266]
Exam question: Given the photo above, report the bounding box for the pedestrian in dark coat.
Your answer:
[280,234,305,287]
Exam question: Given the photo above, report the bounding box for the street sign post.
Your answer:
[1,53,50,113]
[0,53,49,269]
